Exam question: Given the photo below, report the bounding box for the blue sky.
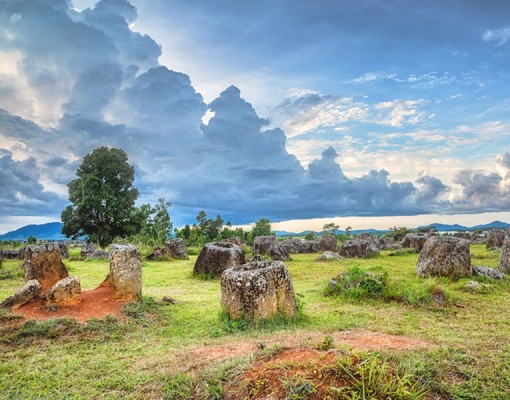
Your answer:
[1,0,510,233]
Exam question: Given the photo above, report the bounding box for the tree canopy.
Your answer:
[61,146,141,248]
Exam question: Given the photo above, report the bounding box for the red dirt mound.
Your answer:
[191,330,431,366]
[13,286,126,323]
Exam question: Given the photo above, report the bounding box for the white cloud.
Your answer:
[482,26,510,46]
[346,71,477,88]
[373,99,428,127]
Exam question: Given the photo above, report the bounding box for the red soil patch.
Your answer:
[13,286,126,323]
[226,348,339,400]
[191,330,431,365]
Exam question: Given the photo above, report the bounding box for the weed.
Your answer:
[332,352,429,399]
[196,358,248,400]
[163,373,195,400]
[121,295,160,320]
[282,377,317,399]
[315,335,335,351]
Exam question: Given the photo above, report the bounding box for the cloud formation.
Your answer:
[0,0,509,226]
[482,26,510,46]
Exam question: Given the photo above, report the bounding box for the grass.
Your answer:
[0,244,508,398]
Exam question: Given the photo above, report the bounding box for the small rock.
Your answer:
[145,247,166,260]
[318,251,343,261]
[0,280,42,309]
[465,280,489,293]
[161,296,177,304]
[472,265,505,280]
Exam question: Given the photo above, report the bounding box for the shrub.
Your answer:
[326,266,388,299]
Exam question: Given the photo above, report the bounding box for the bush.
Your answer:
[326,266,388,299]
[384,279,455,307]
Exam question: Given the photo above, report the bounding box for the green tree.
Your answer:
[322,222,339,236]
[385,226,412,242]
[139,198,172,245]
[251,218,274,238]
[304,231,315,240]
[61,146,141,249]
[27,235,37,244]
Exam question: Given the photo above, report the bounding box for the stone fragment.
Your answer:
[22,244,69,291]
[0,279,42,309]
[221,261,296,319]
[472,265,505,280]
[416,237,471,278]
[318,251,343,261]
[41,276,82,307]
[145,247,166,260]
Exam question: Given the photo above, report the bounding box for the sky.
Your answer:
[1,0,510,233]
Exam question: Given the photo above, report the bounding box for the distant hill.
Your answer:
[1,219,508,241]
[419,220,509,232]
[0,222,66,241]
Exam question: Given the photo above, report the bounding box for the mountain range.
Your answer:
[0,220,508,241]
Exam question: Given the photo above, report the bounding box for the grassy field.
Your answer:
[0,245,509,399]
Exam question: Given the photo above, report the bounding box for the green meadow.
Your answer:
[0,244,509,399]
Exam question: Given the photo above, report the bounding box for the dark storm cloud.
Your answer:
[0,150,66,216]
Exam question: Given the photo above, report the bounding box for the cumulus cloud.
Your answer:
[482,26,510,46]
[0,0,508,225]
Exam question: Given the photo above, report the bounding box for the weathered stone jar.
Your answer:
[101,245,142,301]
[221,261,296,320]
[193,242,245,276]
[416,236,471,278]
